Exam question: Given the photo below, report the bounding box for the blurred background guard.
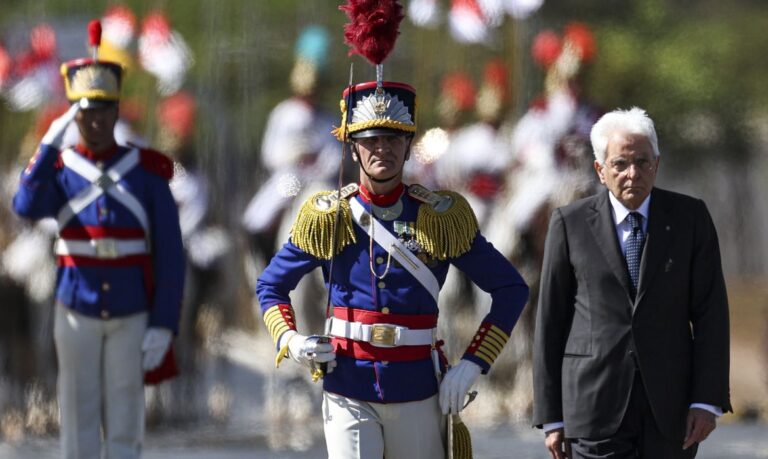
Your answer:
[255,1,529,457]
[242,24,341,333]
[435,59,514,232]
[11,20,185,459]
[475,22,604,420]
[405,71,477,190]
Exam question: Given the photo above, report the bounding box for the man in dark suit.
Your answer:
[533,107,731,459]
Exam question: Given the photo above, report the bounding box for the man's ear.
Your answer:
[405,137,413,161]
[594,160,606,184]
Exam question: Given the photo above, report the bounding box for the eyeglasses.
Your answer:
[604,157,656,173]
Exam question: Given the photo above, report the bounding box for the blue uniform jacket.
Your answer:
[257,184,528,403]
[13,143,185,332]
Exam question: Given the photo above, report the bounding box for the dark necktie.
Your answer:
[625,212,645,295]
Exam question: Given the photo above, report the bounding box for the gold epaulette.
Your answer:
[289,184,359,260]
[409,184,479,260]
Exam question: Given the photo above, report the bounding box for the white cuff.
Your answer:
[690,403,723,417]
[543,422,564,433]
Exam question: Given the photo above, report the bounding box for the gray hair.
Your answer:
[590,107,660,164]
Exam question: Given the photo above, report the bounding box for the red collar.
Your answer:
[358,183,404,207]
[75,143,120,162]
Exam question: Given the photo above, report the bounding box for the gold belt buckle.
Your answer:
[93,239,119,259]
[370,324,397,347]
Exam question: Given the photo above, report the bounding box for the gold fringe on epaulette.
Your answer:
[290,192,356,260]
[416,191,478,260]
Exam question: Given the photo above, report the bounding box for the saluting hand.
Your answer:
[41,100,82,149]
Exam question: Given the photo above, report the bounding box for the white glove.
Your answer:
[439,359,482,415]
[141,327,173,371]
[41,101,81,149]
[281,330,336,374]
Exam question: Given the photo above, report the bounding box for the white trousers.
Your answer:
[322,392,445,459]
[54,304,147,459]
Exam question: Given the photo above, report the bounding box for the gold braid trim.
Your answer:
[332,119,417,141]
[290,191,356,260]
[416,191,478,260]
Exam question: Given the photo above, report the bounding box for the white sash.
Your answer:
[58,148,149,234]
[349,198,440,303]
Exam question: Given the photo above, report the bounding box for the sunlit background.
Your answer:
[0,1,766,457]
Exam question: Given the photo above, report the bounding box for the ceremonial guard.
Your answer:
[256,2,528,457]
[12,21,184,459]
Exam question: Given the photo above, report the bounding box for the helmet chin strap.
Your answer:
[352,138,412,184]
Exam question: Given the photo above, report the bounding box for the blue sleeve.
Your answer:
[452,232,529,331]
[148,174,186,333]
[451,232,529,371]
[256,240,323,313]
[12,144,66,219]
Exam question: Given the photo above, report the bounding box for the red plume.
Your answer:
[88,19,102,47]
[340,0,404,65]
[563,22,596,63]
[531,30,561,68]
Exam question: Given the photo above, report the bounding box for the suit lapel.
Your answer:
[587,191,633,300]
[635,188,673,306]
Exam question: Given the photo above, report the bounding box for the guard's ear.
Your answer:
[404,136,413,161]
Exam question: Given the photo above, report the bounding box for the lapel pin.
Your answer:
[665,225,670,231]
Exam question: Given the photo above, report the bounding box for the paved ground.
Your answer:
[3,332,765,458]
[1,422,766,458]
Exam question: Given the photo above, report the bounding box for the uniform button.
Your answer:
[381,307,390,314]
[95,161,104,170]
[381,361,389,365]
[99,207,109,218]
[102,282,110,292]
[376,256,385,264]
[100,310,109,319]
[378,281,386,289]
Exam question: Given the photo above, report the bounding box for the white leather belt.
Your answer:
[328,317,435,348]
[55,238,149,259]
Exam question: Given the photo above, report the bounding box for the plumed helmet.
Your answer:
[60,20,123,106]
